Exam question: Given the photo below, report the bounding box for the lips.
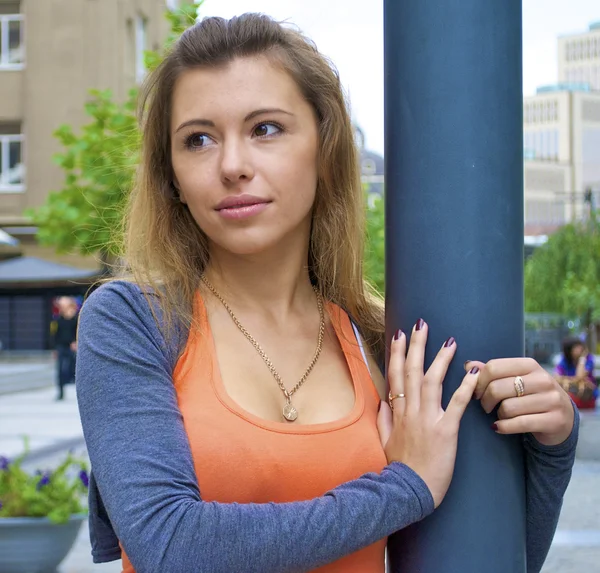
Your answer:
[215,194,271,211]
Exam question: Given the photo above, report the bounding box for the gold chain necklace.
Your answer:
[200,275,326,422]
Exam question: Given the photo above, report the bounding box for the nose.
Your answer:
[219,138,255,184]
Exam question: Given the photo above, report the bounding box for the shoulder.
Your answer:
[83,280,157,312]
[80,280,188,369]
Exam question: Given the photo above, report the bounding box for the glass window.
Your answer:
[0,14,23,67]
[0,133,24,191]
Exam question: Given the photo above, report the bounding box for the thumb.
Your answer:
[377,401,393,449]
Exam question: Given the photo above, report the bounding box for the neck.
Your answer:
[202,236,315,323]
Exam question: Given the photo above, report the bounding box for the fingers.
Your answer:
[494,411,563,435]
[479,374,551,413]
[387,330,407,418]
[422,336,457,414]
[472,358,538,399]
[444,366,480,425]
[377,401,393,448]
[497,391,563,420]
[404,319,427,413]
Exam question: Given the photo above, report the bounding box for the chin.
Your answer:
[211,232,289,257]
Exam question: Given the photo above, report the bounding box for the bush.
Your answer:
[0,440,89,524]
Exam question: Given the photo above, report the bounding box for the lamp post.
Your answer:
[384,1,527,571]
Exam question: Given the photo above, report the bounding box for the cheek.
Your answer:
[275,142,319,211]
[171,155,214,204]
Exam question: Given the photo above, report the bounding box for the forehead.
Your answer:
[170,56,307,128]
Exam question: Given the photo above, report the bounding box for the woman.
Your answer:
[76,14,578,573]
[555,336,597,410]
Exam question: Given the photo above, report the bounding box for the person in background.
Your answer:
[52,296,79,401]
[555,336,597,410]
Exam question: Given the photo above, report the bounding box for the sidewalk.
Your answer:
[1,381,599,572]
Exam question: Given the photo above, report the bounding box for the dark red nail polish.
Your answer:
[394,329,404,341]
[415,318,425,331]
[469,366,480,374]
[443,336,455,348]
[377,400,382,413]
[491,423,498,431]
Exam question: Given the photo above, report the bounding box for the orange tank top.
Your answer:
[121,294,387,572]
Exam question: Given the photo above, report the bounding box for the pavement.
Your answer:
[0,358,599,573]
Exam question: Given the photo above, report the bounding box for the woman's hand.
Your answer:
[467,358,575,447]
[377,319,479,508]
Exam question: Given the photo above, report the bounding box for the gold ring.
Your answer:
[514,376,525,398]
[388,392,406,410]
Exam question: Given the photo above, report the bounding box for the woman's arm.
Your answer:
[522,404,579,573]
[77,282,434,573]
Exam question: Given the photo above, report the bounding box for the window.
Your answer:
[0,13,23,68]
[135,14,147,84]
[0,129,24,192]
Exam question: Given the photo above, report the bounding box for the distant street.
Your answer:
[0,358,54,395]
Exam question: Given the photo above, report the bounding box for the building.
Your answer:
[0,0,169,268]
[558,21,600,90]
[0,0,170,351]
[523,84,600,236]
[523,21,600,238]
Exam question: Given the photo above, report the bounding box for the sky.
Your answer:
[198,0,599,157]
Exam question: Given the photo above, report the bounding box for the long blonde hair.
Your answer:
[122,13,385,361]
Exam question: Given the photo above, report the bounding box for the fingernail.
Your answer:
[463,360,471,370]
[443,336,455,348]
[469,366,480,375]
[415,318,425,331]
[377,400,382,413]
[491,423,498,431]
[394,329,403,341]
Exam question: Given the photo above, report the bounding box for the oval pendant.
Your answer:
[282,402,298,422]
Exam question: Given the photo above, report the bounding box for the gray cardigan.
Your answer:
[76,281,579,573]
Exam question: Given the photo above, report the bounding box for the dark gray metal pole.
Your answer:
[384,2,526,572]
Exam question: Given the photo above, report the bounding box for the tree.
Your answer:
[25,1,200,259]
[525,212,600,345]
[364,192,385,294]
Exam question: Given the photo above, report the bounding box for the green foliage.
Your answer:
[364,191,385,294]
[525,214,600,325]
[25,1,202,256]
[0,440,89,524]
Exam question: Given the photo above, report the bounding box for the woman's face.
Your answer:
[571,343,585,360]
[170,56,319,257]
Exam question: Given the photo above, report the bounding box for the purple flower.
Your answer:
[79,470,89,488]
[0,457,9,470]
[36,471,51,490]
[0,500,3,510]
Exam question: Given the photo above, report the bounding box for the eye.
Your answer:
[184,133,212,150]
[253,122,283,138]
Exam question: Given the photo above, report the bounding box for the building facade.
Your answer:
[0,0,169,267]
[523,86,600,235]
[558,21,600,90]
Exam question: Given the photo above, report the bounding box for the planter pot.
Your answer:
[0,514,86,573]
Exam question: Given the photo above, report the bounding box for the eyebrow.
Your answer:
[174,108,294,134]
